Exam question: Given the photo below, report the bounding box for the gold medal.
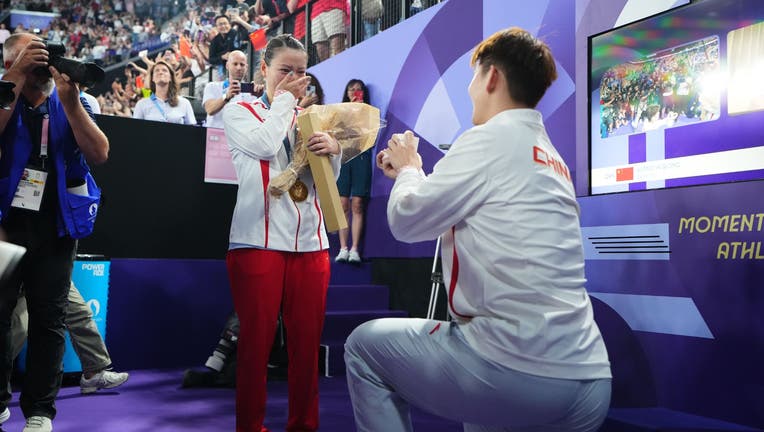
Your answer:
[289,179,308,202]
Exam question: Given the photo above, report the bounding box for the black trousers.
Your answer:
[0,208,75,420]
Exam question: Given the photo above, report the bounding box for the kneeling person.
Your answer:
[345,27,612,432]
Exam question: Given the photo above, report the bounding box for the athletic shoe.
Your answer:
[335,248,349,262]
[23,416,52,431]
[80,369,130,394]
[0,407,9,424]
[348,249,362,263]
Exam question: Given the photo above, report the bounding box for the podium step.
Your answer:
[326,284,390,310]
[601,408,762,432]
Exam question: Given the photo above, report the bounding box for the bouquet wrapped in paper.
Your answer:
[269,102,382,198]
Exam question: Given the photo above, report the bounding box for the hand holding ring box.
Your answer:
[391,130,419,151]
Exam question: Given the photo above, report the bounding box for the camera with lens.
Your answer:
[204,312,240,372]
[0,80,17,109]
[44,41,105,88]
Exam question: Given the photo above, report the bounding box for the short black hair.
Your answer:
[471,27,557,108]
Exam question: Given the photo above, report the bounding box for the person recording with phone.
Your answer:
[203,50,263,129]
[335,78,373,264]
[298,72,324,109]
[0,33,109,432]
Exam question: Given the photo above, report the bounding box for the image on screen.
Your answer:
[599,36,720,139]
[589,0,764,195]
[728,21,764,115]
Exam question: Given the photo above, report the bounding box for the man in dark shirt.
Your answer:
[208,14,252,67]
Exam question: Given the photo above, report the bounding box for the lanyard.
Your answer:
[41,114,49,159]
[150,94,168,121]
[283,134,292,162]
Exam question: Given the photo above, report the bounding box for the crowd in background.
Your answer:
[598,38,720,138]
[1,0,442,121]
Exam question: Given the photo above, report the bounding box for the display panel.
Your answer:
[589,0,764,194]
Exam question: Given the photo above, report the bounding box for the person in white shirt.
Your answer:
[132,61,196,125]
[345,27,612,432]
[80,88,101,115]
[221,34,342,432]
[202,50,261,129]
[0,24,11,51]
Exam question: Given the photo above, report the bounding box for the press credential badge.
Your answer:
[11,168,47,211]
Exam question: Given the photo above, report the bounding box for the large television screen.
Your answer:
[588,0,764,194]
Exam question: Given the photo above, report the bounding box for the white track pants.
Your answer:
[345,318,611,432]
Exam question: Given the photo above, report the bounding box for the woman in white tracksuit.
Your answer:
[344,27,612,432]
[222,34,342,432]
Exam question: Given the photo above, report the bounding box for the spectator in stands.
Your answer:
[0,24,10,63]
[10,282,130,395]
[298,72,324,108]
[335,79,373,264]
[254,0,291,37]
[203,50,262,128]
[410,0,439,16]
[291,0,349,62]
[80,87,101,115]
[208,14,250,69]
[132,60,197,124]
[361,0,383,40]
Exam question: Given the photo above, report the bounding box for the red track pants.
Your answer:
[226,248,330,432]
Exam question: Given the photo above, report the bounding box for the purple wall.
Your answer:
[311,0,576,258]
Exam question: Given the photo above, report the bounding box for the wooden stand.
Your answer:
[296,112,348,233]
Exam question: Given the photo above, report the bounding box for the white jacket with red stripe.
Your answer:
[388,109,611,380]
[222,91,341,252]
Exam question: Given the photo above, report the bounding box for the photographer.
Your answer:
[202,50,263,129]
[0,33,109,432]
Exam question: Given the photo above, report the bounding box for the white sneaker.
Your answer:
[335,248,349,262]
[0,407,9,424]
[23,416,52,431]
[348,249,362,263]
[80,369,130,394]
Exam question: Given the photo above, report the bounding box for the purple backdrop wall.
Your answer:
[310,0,576,258]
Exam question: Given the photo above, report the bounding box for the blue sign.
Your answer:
[16,259,110,373]
[63,259,111,372]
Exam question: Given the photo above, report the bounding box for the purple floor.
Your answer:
[0,368,462,432]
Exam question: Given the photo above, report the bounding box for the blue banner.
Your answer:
[63,259,111,372]
[9,10,59,32]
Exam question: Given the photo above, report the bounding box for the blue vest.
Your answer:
[0,91,101,239]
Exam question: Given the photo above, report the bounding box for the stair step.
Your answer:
[322,309,408,342]
[326,284,389,310]
[601,408,762,432]
[329,261,372,285]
